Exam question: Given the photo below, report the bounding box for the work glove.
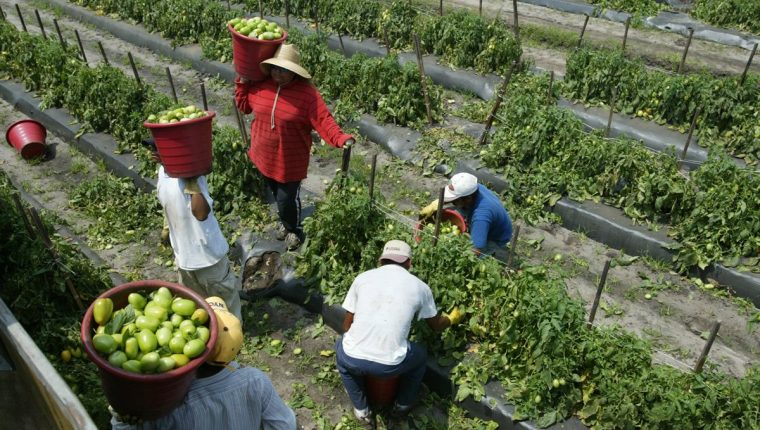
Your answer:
[444,307,464,326]
[342,138,355,149]
[183,177,202,195]
[419,199,439,219]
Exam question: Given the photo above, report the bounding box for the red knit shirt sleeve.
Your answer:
[307,86,352,148]
[234,77,253,114]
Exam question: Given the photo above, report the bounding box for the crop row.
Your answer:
[563,48,760,164]
[298,179,760,429]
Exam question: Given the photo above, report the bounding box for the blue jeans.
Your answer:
[336,338,427,410]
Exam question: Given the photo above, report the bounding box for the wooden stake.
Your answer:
[382,26,391,55]
[0,5,5,20]
[74,29,87,63]
[679,107,700,167]
[512,0,519,41]
[577,15,589,49]
[439,0,443,16]
[587,260,611,325]
[127,52,141,86]
[10,194,35,237]
[258,0,264,19]
[622,17,631,53]
[740,43,758,85]
[677,28,694,74]
[605,87,618,138]
[368,153,378,205]
[34,9,46,39]
[232,98,248,146]
[53,19,65,47]
[432,187,445,246]
[340,145,352,176]
[506,225,521,267]
[15,4,27,32]
[28,207,85,311]
[479,0,482,16]
[413,34,433,125]
[284,0,290,28]
[338,33,345,54]
[166,67,178,103]
[97,41,109,65]
[480,61,518,145]
[546,71,555,105]
[313,3,319,35]
[200,82,208,111]
[694,321,721,373]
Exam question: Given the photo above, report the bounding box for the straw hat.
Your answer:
[260,44,312,79]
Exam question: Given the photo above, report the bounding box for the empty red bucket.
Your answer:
[144,112,215,178]
[5,119,47,159]
[414,208,468,243]
[365,375,400,408]
[229,24,287,82]
[81,280,218,421]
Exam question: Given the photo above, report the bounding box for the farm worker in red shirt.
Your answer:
[234,44,355,250]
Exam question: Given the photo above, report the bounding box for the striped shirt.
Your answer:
[235,78,352,183]
[111,362,296,430]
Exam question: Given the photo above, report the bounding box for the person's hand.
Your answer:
[342,138,355,149]
[419,199,439,219]
[237,76,251,84]
[444,307,464,326]
[183,177,202,195]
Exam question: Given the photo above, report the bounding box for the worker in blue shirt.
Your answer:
[420,172,512,257]
[110,297,297,430]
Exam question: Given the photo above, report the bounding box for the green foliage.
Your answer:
[587,0,665,21]
[563,48,760,164]
[692,0,760,35]
[297,182,760,428]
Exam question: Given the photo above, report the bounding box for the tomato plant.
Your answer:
[692,0,760,35]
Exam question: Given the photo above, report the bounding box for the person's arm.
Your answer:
[185,178,211,221]
[257,371,298,430]
[469,217,491,254]
[342,311,354,334]
[234,76,254,115]
[307,87,353,148]
[425,307,464,332]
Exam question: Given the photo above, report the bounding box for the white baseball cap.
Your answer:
[443,173,478,203]
[379,240,412,263]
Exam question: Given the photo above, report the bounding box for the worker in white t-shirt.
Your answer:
[336,240,464,423]
[156,156,241,320]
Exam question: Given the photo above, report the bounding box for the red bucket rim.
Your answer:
[5,119,47,148]
[228,23,287,44]
[81,280,219,382]
[143,111,216,130]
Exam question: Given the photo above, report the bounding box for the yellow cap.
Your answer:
[204,297,243,365]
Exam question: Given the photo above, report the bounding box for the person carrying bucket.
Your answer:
[110,297,297,429]
[420,172,513,258]
[152,145,242,321]
[234,44,355,251]
[335,240,464,423]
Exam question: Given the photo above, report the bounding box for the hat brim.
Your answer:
[260,58,312,79]
[379,253,410,263]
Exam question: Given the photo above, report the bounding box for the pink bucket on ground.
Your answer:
[81,280,218,421]
[143,112,215,178]
[5,119,47,159]
[229,24,287,82]
[414,208,468,243]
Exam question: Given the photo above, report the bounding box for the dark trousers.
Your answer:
[264,176,302,237]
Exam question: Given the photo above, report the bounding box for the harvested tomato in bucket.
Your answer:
[143,109,215,178]
[81,280,218,421]
[5,119,47,160]
[414,208,467,243]
[228,17,287,82]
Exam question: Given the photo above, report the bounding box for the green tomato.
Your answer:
[136,316,160,332]
[140,352,161,373]
[93,298,114,325]
[93,334,117,355]
[183,339,206,359]
[157,357,176,373]
[122,360,142,374]
[169,336,187,354]
[151,294,172,310]
[156,327,173,347]
[191,309,209,325]
[124,337,139,359]
[161,321,174,330]
[144,304,168,322]
[128,293,147,310]
[111,333,123,347]
[196,326,210,344]
[171,354,190,367]
[136,330,158,353]
[171,299,196,317]
[108,350,128,368]
[171,313,184,327]
[180,324,196,340]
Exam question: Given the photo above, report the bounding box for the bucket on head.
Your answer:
[414,208,468,243]
[229,24,287,82]
[81,280,218,421]
[5,119,47,160]
[365,375,400,408]
[143,112,215,178]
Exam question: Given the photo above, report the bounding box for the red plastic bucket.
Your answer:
[143,112,215,178]
[229,24,287,82]
[414,208,468,243]
[5,119,47,159]
[81,280,218,421]
[365,375,399,408]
